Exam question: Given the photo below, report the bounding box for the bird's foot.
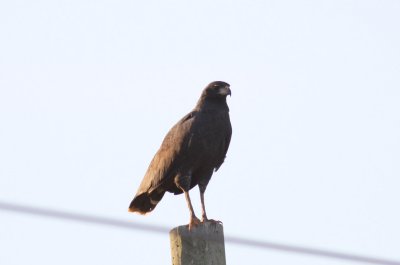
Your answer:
[202,217,223,225]
[188,216,201,231]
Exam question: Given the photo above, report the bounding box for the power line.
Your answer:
[224,236,400,265]
[1,200,399,265]
[0,200,168,233]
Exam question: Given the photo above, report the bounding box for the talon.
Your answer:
[202,217,222,224]
[188,216,201,230]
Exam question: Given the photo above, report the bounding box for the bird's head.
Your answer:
[202,81,231,99]
[196,81,231,110]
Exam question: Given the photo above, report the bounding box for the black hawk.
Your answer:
[128,81,232,229]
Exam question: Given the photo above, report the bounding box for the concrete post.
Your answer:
[169,222,226,265]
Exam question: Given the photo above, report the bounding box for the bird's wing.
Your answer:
[136,111,196,194]
[215,120,232,171]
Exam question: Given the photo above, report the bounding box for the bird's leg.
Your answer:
[200,191,222,224]
[184,191,201,230]
[200,191,208,222]
[175,173,201,230]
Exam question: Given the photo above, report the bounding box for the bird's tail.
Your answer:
[128,190,165,214]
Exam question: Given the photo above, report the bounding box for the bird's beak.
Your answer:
[220,86,231,97]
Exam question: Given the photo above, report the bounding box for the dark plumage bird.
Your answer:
[129,81,232,229]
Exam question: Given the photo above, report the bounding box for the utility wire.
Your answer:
[1,200,399,265]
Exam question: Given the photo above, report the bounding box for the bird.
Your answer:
[128,81,232,230]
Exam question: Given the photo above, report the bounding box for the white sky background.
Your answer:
[1,1,400,264]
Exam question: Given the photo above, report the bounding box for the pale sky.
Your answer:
[1,1,400,265]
